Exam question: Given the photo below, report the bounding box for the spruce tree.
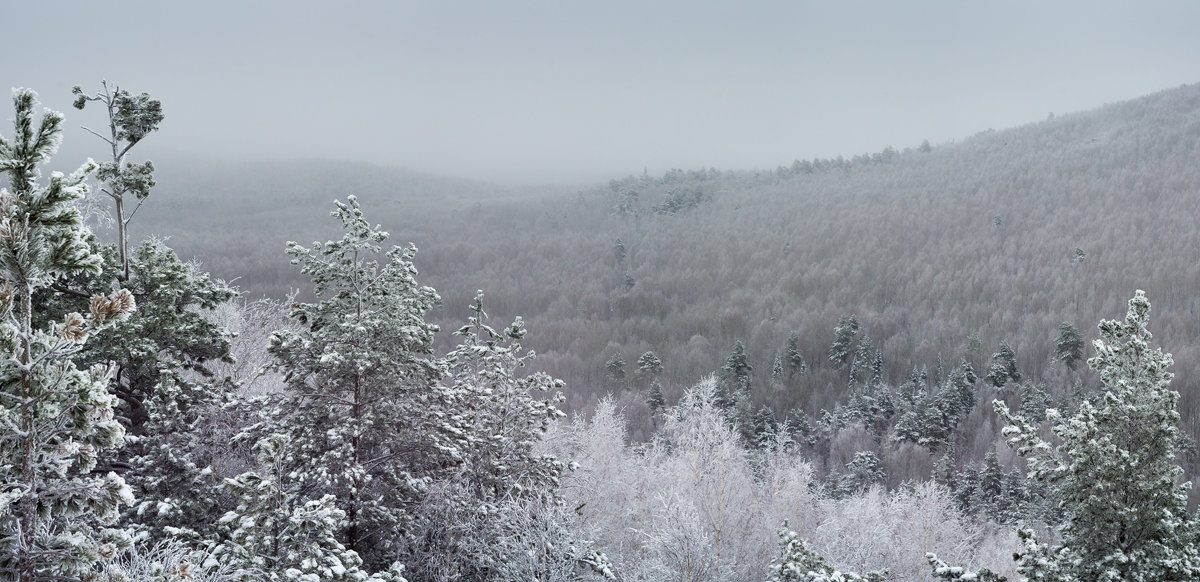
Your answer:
[0,88,137,582]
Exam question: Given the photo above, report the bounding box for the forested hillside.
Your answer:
[137,83,1200,435]
[10,79,1200,581]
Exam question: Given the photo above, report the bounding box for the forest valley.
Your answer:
[4,84,1200,582]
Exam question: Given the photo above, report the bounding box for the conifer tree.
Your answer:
[995,290,1200,580]
[443,291,565,502]
[985,341,1019,388]
[1054,322,1085,371]
[71,81,163,282]
[254,196,461,567]
[785,331,806,378]
[646,379,666,416]
[937,291,1200,580]
[768,524,885,582]
[828,315,859,370]
[0,88,137,582]
[53,83,236,541]
[205,435,406,582]
[637,350,663,379]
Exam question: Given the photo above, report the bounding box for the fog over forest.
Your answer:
[7,3,1200,581]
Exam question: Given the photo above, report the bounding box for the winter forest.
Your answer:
[6,76,1200,582]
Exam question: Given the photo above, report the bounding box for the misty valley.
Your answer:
[5,80,1200,582]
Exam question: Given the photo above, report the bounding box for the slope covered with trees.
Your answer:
[133,83,1200,436]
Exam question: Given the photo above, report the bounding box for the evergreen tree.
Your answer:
[1054,322,1085,371]
[605,352,626,383]
[834,451,884,498]
[253,196,462,567]
[715,340,752,411]
[984,340,1019,388]
[828,315,859,369]
[847,333,872,385]
[204,435,406,582]
[646,379,666,416]
[768,524,885,582]
[54,83,237,540]
[442,291,566,503]
[785,331,806,378]
[636,350,663,379]
[71,81,163,282]
[0,88,137,582]
[989,291,1200,580]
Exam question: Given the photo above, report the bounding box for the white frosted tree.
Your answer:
[0,88,137,581]
[254,196,464,568]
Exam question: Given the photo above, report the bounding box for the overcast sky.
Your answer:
[5,1,1199,185]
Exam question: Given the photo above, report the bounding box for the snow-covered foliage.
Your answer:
[767,524,885,582]
[0,88,136,581]
[247,195,459,567]
[942,290,1200,581]
[204,435,405,582]
[546,378,1015,582]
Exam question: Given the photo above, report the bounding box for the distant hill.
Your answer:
[129,82,1200,439]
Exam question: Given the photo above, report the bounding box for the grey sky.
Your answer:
[5,1,1199,185]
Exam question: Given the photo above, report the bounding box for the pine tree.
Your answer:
[646,379,666,416]
[768,523,886,582]
[204,435,406,582]
[834,451,884,498]
[0,88,137,582]
[71,81,163,282]
[785,331,806,378]
[637,350,663,379]
[443,291,565,502]
[254,196,461,567]
[720,340,752,392]
[971,291,1200,580]
[828,315,859,369]
[1054,322,1085,371]
[53,83,237,540]
[605,352,626,383]
[985,341,1020,388]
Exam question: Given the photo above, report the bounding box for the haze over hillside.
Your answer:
[130,83,1200,437]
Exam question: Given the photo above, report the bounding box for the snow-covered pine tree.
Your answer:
[637,350,663,379]
[936,290,1200,581]
[785,331,806,378]
[401,292,620,580]
[0,88,137,581]
[71,80,163,281]
[444,290,565,502]
[50,83,236,541]
[1054,322,1085,371]
[205,434,407,582]
[767,523,886,582]
[255,196,461,568]
[828,315,859,370]
[984,341,1019,388]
